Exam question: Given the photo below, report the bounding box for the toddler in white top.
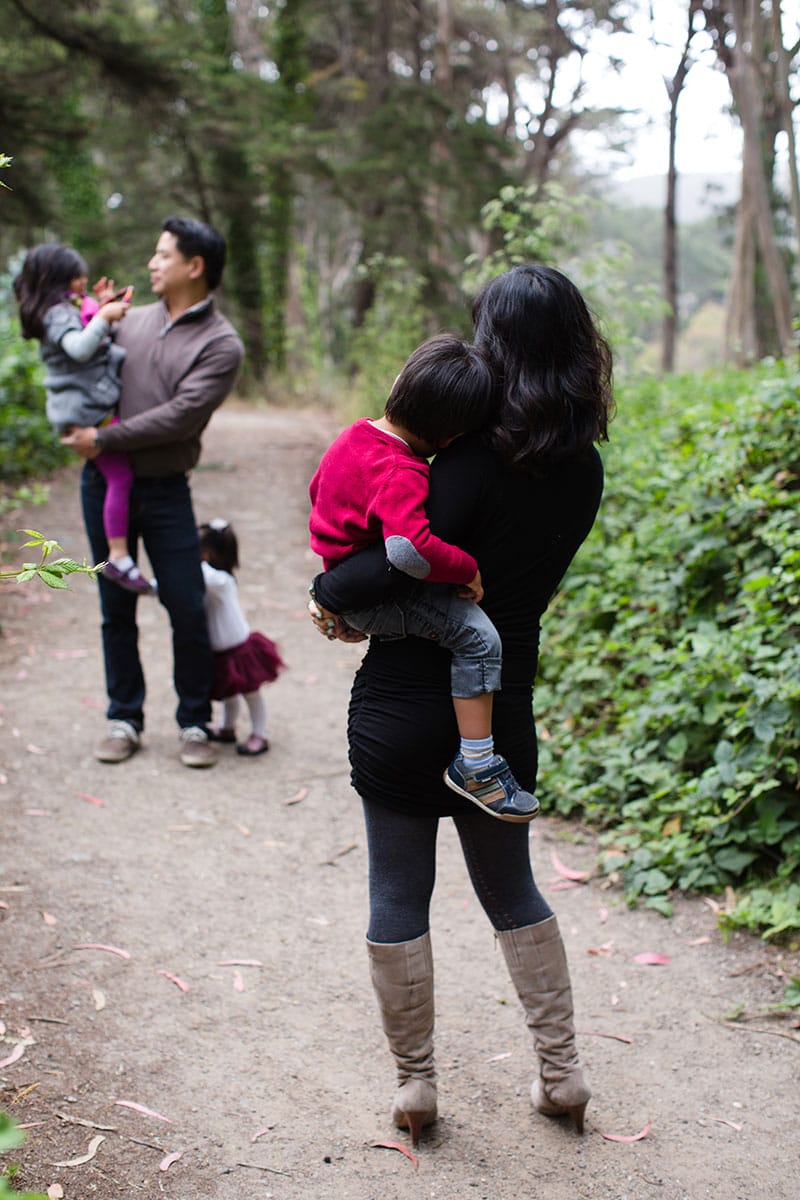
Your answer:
[199,519,285,756]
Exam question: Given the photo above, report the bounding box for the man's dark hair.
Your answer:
[162,216,227,290]
[385,334,495,448]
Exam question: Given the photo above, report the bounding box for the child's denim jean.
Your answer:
[343,582,502,698]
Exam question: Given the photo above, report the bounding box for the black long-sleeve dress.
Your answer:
[312,434,604,818]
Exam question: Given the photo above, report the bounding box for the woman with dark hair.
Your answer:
[309,264,613,1146]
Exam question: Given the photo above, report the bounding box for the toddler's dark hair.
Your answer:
[385,334,495,448]
[198,520,239,574]
[14,243,89,340]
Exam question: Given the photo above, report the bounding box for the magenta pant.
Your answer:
[94,450,134,542]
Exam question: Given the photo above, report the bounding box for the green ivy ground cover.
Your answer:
[536,363,800,939]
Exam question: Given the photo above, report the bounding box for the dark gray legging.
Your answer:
[362,797,553,943]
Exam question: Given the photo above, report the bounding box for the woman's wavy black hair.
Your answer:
[14,243,88,340]
[472,264,614,469]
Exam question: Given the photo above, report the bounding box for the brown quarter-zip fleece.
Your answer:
[96,298,244,477]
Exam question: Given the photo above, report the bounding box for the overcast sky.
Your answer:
[567,1,799,179]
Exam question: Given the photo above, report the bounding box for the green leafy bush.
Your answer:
[536,363,800,936]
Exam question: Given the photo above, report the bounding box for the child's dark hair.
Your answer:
[13,243,89,340]
[198,519,239,573]
[385,334,495,448]
[162,216,227,290]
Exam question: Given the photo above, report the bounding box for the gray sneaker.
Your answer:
[179,726,217,768]
[95,720,140,763]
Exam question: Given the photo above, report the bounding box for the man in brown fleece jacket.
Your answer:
[62,216,244,768]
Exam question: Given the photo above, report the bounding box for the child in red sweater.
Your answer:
[308,334,538,823]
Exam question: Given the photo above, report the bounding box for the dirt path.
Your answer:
[1,405,797,1200]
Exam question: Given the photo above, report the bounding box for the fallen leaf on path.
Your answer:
[233,822,252,836]
[52,1135,105,1167]
[159,1151,183,1171]
[598,906,610,923]
[0,901,8,910]
[75,791,106,807]
[92,989,106,1011]
[486,1052,512,1062]
[158,970,190,992]
[548,880,581,891]
[26,744,46,755]
[711,1118,743,1131]
[284,787,308,806]
[114,1100,172,1122]
[55,1114,115,1132]
[73,943,131,959]
[0,1043,26,1068]
[41,911,57,925]
[586,943,613,956]
[233,970,244,992]
[632,952,670,966]
[251,1126,273,1142]
[702,896,721,914]
[550,850,589,882]
[599,1119,651,1143]
[370,1140,418,1168]
[579,1030,634,1044]
[688,936,711,946]
[218,958,263,966]
[47,1186,64,1199]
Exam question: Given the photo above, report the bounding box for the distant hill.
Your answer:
[608,172,740,223]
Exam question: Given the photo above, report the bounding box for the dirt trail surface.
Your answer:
[1,405,798,1200]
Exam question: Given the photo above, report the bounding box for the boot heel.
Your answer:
[392,1078,438,1146]
[404,1108,426,1147]
[566,1101,587,1135]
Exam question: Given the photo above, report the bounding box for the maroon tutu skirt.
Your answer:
[211,631,286,701]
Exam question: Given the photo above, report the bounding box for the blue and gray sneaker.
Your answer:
[444,753,540,823]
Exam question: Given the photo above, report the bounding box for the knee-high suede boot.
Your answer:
[366,933,438,1146]
[497,915,590,1133]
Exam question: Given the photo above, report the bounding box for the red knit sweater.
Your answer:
[309,419,477,584]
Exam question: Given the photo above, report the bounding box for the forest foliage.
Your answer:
[2,0,795,383]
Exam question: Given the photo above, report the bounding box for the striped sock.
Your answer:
[460,735,494,771]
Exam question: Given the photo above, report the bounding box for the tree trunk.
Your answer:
[660,0,700,373]
[727,0,794,357]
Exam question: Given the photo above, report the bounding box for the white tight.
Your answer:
[221,690,267,738]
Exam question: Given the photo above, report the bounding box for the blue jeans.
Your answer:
[81,462,212,731]
[344,582,502,698]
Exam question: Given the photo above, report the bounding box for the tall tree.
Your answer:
[654,0,703,372]
[704,0,795,361]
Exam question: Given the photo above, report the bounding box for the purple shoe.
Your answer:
[102,562,156,595]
